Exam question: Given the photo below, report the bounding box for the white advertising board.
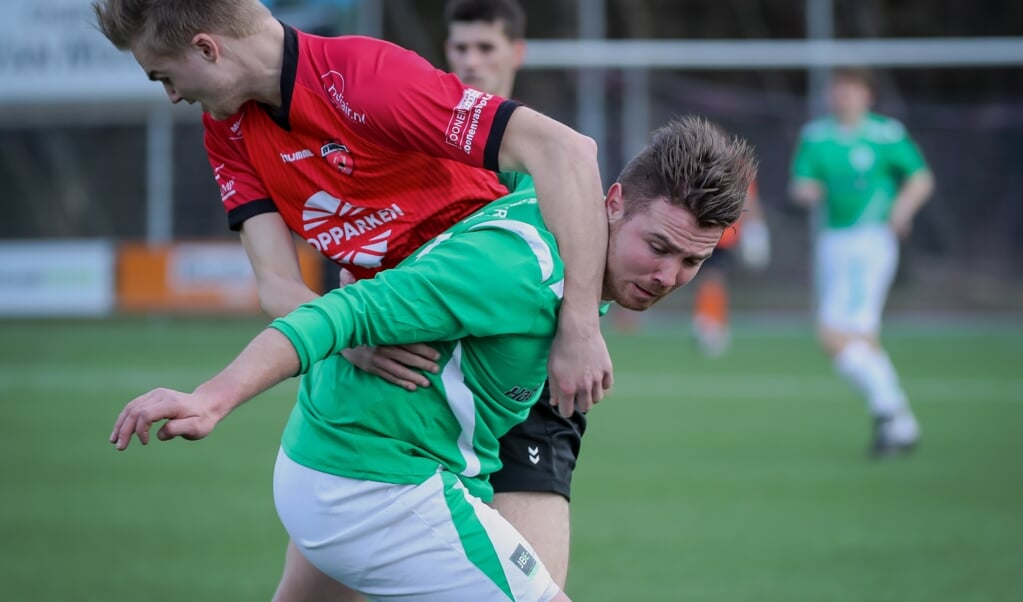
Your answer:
[0,0,165,104]
[0,240,115,316]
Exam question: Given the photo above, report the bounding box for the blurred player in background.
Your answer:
[93,0,613,600]
[789,67,934,457]
[691,181,770,357]
[110,116,757,602]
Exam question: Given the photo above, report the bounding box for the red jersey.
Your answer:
[204,25,517,280]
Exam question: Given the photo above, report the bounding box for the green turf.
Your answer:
[1,316,1020,601]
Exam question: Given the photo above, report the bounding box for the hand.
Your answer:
[547,314,613,417]
[739,220,770,270]
[889,205,915,239]
[336,267,441,390]
[341,345,440,391]
[109,388,223,451]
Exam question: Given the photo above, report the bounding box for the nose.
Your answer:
[163,83,183,104]
[462,48,483,70]
[653,259,697,290]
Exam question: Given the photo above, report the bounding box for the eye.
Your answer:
[648,242,668,255]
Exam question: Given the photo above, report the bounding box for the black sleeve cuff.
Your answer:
[483,100,521,172]
[227,198,278,231]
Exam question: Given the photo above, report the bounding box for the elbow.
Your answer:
[257,290,289,319]
[565,130,598,161]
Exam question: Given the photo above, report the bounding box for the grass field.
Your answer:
[1,315,1020,601]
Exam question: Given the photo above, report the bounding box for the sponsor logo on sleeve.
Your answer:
[212,163,236,202]
[320,71,367,124]
[445,88,493,155]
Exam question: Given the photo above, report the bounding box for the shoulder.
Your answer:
[863,113,908,142]
[306,33,415,62]
[798,118,834,142]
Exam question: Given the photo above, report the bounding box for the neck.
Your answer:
[236,17,286,107]
[836,111,865,127]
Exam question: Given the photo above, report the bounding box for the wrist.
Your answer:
[192,381,241,421]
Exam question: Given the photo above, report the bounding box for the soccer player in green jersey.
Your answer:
[110,116,756,601]
[789,68,934,457]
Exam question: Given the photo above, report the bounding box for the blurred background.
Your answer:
[1,1,1020,601]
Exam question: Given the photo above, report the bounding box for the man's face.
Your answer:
[445,21,524,98]
[603,185,724,311]
[130,35,243,120]
[828,77,872,123]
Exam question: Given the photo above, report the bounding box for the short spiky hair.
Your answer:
[444,0,527,40]
[616,116,757,228]
[92,0,269,55]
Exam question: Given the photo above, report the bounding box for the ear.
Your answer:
[192,33,220,62]
[605,182,625,222]
[512,39,526,69]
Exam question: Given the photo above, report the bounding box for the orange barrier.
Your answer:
[117,241,324,313]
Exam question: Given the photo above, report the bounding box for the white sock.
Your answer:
[833,340,909,418]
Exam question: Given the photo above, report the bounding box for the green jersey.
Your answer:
[270,189,563,501]
[791,113,929,229]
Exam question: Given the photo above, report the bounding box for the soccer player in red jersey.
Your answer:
[94,0,612,599]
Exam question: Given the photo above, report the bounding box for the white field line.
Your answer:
[0,365,1020,403]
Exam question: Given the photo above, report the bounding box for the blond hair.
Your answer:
[93,0,270,55]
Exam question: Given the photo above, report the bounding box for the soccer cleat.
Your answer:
[869,412,920,459]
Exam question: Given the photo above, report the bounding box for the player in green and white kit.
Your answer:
[790,68,934,457]
[110,117,756,601]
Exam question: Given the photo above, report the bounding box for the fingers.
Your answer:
[549,368,614,418]
[109,388,187,451]
[158,416,206,442]
[344,345,440,391]
[338,268,356,287]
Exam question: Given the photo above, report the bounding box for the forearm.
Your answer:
[257,273,321,318]
[192,328,301,420]
[789,180,822,208]
[501,111,606,322]
[892,171,935,219]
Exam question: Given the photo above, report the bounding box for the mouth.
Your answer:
[632,282,658,300]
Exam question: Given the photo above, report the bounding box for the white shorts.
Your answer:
[815,224,898,334]
[273,449,562,602]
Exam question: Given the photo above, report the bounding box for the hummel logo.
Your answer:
[528,446,540,465]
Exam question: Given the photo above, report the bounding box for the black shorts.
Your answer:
[490,383,587,501]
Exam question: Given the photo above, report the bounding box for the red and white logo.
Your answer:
[320,141,355,175]
[302,191,404,268]
[320,70,367,124]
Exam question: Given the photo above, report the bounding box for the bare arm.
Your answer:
[110,328,299,450]
[789,179,823,209]
[498,107,611,416]
[889,170,935,238]
[240,212,319,317]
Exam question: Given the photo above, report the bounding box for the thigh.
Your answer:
[273,449,562,602]
[491,384,587,501]
[272,540,365,602]
[492,490,571,588]
[815,227,897,334]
